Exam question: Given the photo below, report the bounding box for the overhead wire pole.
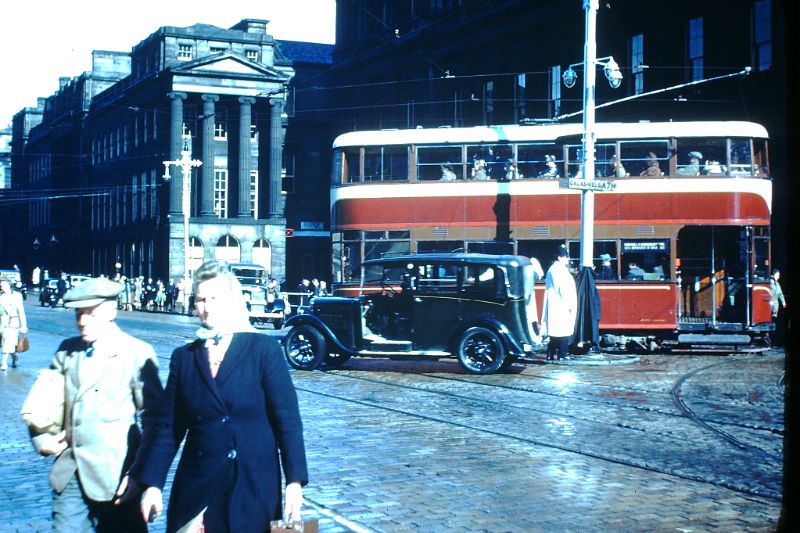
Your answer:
[162,133,202,313]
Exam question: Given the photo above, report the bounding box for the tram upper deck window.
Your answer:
[342,147,361,183]
[753,138,769,177]
[467,144,513,180]
[618,140,669,177]
[331,150,344,185]
[621,239,670,281]
[417,145,463,181]
[363,146,409,182]
[676,139,726,176]
[517,143,562,179]
[567,144,616,178]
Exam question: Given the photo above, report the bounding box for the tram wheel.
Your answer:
[457,327,506,375]
[284,325,326,370]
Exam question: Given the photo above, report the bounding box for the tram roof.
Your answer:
[333,121,769,148]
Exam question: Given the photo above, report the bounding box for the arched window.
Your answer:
[188,236,205,273]
[215,235,241,263]
[252,238,271,272]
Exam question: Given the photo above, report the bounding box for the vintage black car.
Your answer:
[282,253,542,374]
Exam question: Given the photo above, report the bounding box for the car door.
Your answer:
[411,262,461,351]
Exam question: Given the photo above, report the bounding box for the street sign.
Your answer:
[559,177,617,192]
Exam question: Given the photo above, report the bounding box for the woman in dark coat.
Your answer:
[125,261,308,532]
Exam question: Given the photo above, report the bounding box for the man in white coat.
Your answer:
[541,245,577,361]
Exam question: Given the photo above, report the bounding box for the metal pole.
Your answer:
[181,156,191,312]
[580,0,599,269]
[163,134,202,314]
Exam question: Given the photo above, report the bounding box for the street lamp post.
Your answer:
[561,0,622,268]
[560,0,622,350]
[162,133,202,313]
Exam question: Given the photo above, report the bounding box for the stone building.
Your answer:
[8,19,310,284]
[85,19,294,283]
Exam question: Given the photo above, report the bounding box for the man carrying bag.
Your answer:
[22,277,163,532]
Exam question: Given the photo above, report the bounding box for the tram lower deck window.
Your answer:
[621,239,670,281]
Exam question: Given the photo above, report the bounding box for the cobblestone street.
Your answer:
[0,302,786,532]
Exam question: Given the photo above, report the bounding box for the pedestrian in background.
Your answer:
[26,277,162,532]
[541,245,577,361]
[770,269,787,318]
[120,260,308,532]
[0,277,28,370]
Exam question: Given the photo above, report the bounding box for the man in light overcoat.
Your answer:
[29,277,162,532]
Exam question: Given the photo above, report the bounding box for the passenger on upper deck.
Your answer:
[677,151,703,176]
[640,152,662,176]
[471,157,489,180]
[703,159,725,175]
[609,155,628,177]
[504,159,521,180]
[538,154,559,179]
[440,163,457,181]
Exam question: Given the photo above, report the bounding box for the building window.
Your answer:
[549,66,561,118]
[752,0,771,71]
[630,33,645,95]
[246,49,259,62]
[211,46,227,54]
[516,73,527,122]
[188,236,205,274]
[250,170,258,218]
[214,121,227,140]
[688,17,703,81]
[178,44,193,61]
[215,235,241,263]
[250,124,258,141]
[132,176,139,221]
[252,238,271,271]
[483,80,494,123]
[214,169,228,218]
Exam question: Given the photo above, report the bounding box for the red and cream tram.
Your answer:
[329,121,774,352]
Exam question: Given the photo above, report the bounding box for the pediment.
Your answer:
[174,53,287,80]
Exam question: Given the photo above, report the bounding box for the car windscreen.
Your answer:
[231,267,268,285]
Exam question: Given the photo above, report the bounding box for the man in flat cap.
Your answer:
[27,277,162,532]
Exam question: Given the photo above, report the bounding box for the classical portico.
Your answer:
[163,51,294,284]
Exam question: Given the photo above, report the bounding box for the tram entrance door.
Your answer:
[676,226,750,327]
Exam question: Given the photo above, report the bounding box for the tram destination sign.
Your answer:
[559,178,617,192]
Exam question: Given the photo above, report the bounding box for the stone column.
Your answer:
[268,98,284,219]
[167,91,187,215]
[238,96,255,218]
[200,94,219,217]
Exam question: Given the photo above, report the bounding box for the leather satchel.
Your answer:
[270,519,319,532]
[20,368,64,434]
[16,334,29,353]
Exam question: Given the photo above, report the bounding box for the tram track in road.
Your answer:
[321,355,782,443]
[294,360,783,500]
[670,357,783,459]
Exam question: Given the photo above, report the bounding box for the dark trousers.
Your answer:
[52,474,146,533]
[547,336,570,358]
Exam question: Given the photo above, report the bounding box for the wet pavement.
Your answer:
[0,301,787,532]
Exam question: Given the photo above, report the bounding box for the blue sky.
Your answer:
[0,0,336,127]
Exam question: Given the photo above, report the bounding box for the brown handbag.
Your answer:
[16,334,29,353]
[270,519,319,533]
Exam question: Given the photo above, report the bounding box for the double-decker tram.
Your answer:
[329,121,775,352]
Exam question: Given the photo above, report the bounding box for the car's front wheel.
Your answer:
[457,327,506,374]
[284,325,326,370]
